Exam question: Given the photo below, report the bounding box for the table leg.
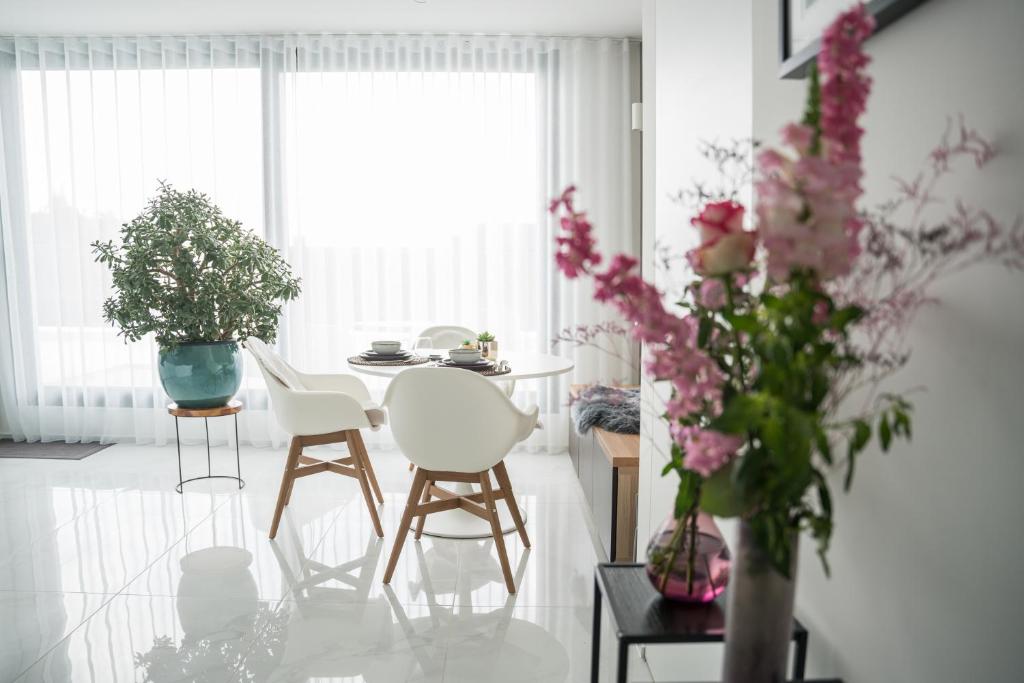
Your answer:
[591,576,602,683]
[204,417,211,477]
[616,640,628,683]
[793,629,808,681]
[174,416,183,494]
[233,413,242,488]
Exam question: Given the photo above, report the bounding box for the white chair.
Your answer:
[416,325,477,351]
[381,367,536,593]
[245,338,386,540]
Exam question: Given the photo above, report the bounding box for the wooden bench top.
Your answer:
[594,428,639,469]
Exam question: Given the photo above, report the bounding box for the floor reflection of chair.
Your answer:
[267,520,408,681]
[382,549,562,682]
[271,514,383,605]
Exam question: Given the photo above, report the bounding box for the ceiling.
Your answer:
[0,0,642,37]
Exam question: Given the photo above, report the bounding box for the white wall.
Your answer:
[638,1,751,679]
[752,0,1024,680]
[638,0,752,557]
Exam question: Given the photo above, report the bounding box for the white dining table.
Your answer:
[348,348,574,539]
[347,350,574,383]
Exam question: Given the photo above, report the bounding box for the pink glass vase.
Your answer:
[645,511,731,603]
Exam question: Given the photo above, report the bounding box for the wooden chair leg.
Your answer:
[493,461,530,548]
[348,431,384,538]
[408,462,414,472]
[385,468,428,584]
[350,431,384,505]
[270,437,303,539]
[283,471,297,506]
[414,477,434,540]
[480,471,516,593]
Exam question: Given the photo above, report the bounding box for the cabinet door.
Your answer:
[592,453,614,558]
[579,429,594,506]
[569,423,580,475]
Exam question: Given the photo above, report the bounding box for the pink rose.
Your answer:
[687,201,757,276]
[692,200,746,242]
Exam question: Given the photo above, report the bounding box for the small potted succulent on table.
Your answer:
[477,331,498,360]
[92,182,301,409]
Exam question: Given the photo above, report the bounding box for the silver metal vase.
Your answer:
[722,520,798,683]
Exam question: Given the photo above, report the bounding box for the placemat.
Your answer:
[435,363,512,377]
[348,355,431,367]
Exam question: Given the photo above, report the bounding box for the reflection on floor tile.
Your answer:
[1,443,617,682]
[0,591,112,682]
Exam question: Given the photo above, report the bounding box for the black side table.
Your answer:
[592,563,808,683]
[168,400,245,493]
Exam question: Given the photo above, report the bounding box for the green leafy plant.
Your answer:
[92,182,301,348]
[477,331,496,342]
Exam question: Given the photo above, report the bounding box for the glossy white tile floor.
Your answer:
[0,443,657,683]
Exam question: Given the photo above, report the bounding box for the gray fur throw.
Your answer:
[572,385,640,435]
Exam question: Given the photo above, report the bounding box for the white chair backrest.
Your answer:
[417,325,477,351]
[383,367,529,473]
[244,337,305,400]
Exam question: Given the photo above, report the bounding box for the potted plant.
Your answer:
[92,182,301,409]
[477,331,498,360]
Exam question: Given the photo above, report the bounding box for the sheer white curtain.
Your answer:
[0,34,637,449]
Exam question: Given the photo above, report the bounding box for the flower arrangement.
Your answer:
[551,3,1023,600]
[552,5,890,582]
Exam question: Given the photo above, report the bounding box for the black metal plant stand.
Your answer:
[168,399,245,493]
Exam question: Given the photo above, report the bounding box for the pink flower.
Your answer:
[781,122,815,155]
[687,201,757,276]
[812,301,830,326]
[671,425,743,477]
[819,4,874,174]
[548,184,577,214]
[550,185,729,457]
[697,278,727,310]
[692,200,745,241]
[551,187,602,279]
[755,6,874,283]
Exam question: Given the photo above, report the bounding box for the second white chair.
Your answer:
[416,325,477,351]
[381,367,536,593]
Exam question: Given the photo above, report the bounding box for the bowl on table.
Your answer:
[448,348,482,365]
[371,340,403,355]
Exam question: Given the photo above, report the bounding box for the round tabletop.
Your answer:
[347,350,574,382]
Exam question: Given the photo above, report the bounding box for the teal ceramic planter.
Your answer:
[158,341,243,409]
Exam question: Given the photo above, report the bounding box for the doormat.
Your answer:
[0,440,113,460]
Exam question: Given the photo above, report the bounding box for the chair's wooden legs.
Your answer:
[349,430,384,505]
[493,461,530,548]
[479,471,516,593]
[414,477,434,540]
[270,437,303,539]
[283,471,297,506]
[384,467,428,584]
[347,430,384,538]
[408,461,415,472]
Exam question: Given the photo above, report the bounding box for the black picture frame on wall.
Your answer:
[779,0,930,79]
